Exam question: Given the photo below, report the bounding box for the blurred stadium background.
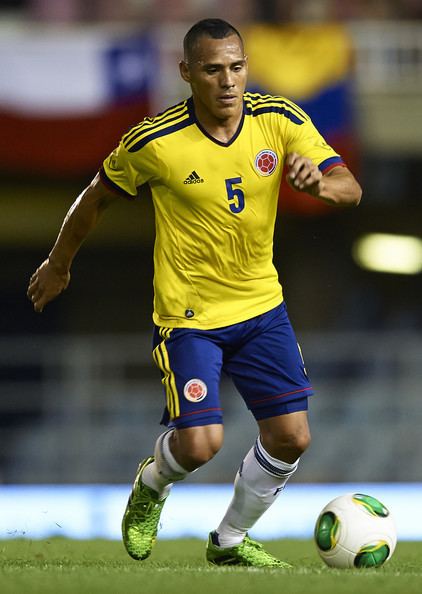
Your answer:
[1,0,421,541]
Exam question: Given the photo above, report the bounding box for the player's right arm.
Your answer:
[27,174,117,312]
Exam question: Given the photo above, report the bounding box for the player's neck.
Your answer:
[192,100,243,144]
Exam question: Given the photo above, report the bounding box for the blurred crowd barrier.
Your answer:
[1,331,421,484]
[2,483,421,540]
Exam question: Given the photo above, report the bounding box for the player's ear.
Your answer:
[244,55,249,73]
[179,61,190,83]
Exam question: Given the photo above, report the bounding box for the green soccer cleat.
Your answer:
[206,531,293,568]
[122,456,167,560]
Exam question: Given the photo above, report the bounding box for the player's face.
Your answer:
[180,34,248,123]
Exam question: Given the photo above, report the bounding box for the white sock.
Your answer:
[141,430,190,499]
[215,436,299,547]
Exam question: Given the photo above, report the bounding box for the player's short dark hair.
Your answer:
[183,18,243,60]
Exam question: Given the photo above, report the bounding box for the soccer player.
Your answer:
[27,19,362,567]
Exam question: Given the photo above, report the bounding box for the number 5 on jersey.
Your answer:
[225,177,245,214]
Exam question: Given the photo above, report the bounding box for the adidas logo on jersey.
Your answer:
[184,170,204,184]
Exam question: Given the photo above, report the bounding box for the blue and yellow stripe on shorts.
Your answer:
[152,327,180,419]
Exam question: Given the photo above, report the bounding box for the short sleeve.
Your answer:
[100,138,156,197]
[286,116,345,174]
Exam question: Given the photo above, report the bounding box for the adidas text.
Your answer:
[184,178,204,184]
[184,171,204,184]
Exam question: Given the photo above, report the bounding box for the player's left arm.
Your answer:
[286,152,362,207]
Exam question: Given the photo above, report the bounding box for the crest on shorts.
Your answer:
[183,378,207,403]
[255,149,278,176]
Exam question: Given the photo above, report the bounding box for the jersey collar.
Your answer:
[187,96,245,147]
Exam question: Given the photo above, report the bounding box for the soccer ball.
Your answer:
[314,493,397,568]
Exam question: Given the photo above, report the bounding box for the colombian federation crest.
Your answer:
[255,149,278,176]
[183,379,207,403]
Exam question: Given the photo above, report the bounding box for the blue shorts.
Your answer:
[152,302,313,429]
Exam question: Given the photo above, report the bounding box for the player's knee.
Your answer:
[179,440,221,470]
[172,424,223,470]
[290,428,311,456]
[290,425,311,453]
[263,427,311,461]
[189,440,221,467]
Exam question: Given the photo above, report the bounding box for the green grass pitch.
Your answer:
[1,538,421,594]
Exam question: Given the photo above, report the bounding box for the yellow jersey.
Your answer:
[101,92,344,329]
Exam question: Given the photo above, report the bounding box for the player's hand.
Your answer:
[286,152,323,197]
[27,259,71,313]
